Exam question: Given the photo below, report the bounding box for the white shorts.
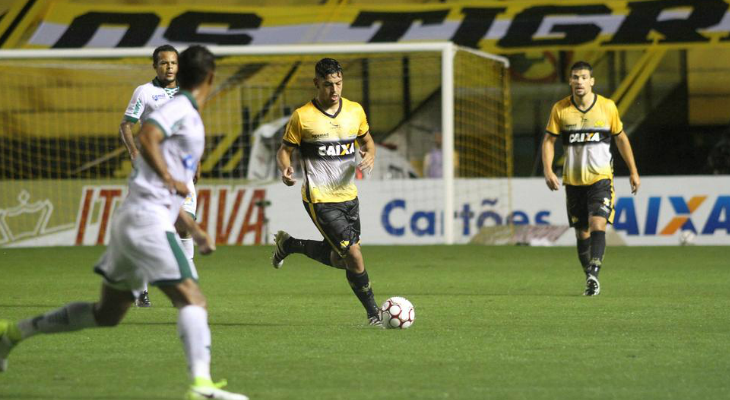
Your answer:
[182,180,197,218]
[94,205,199,296]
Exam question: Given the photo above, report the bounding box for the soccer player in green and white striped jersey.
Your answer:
[119,45,199,307]
[1,45,249,400]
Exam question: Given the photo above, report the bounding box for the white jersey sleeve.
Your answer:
[123,84,147,124]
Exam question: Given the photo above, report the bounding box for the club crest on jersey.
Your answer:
[569,132,601,143]
[318,142,355,157]
[182,154,196,171]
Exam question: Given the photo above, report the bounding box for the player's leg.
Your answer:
[566,185,591,275]
[271,201,346,269]
[342,243,380,324]
[334,199,380,323]
[178,182,197,265]
[583,179,614,296]
[176,215,196,263]
[136,284,152,307]
[158,280,247,400]
[575,228,591,275]
[272,230,343,269]
[0,283,133,372]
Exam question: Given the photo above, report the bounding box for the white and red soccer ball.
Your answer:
[380,297,415,329]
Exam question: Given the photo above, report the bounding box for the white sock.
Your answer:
[17,302,98,339]
[180,238,194,263]
[178,305,211,381]
[142,282,148,293]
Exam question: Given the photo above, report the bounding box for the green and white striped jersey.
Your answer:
[126,91,204,227]
[123,77,179,124]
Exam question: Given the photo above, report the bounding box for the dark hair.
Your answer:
[152,44,178,66]
[315,58,342,79]
[177,45,216,89]
[570,61,593,76]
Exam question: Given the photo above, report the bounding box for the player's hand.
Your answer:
[544,171,560,191]
[281,166,296,186]
[358,150,375,174]
[629,173,640,194]
[165,179,190,197]
[192,230,216,255]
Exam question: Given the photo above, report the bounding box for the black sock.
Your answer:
[345,269,379,318]
[286,238,336,267]
[589,231,606,276]
[577,237,591,273]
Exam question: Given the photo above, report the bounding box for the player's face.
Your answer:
[314,72,343,107]
[154,51,178,86]
[570,69,594,98]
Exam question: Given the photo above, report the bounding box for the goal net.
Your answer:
[0,43,510,247]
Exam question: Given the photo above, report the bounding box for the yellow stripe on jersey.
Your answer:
[284,97,369,203]
[546,94,623,186]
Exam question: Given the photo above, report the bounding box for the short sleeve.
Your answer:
[545,103,561,136]
[357,104,369,136]
[608,99,624,135]
[123,85,145,124]
[283,111,302,146]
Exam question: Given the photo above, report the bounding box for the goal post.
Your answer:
[0,42,510,247]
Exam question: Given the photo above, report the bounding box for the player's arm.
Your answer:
[614,131,640,194]
[194,162,201,185]
[138,122,189,197]
[121,86,145,160]
[356,131,376,173]
[176,210,215,255]
[276,143,297,186]
[120,120,139,160]
[541,133,560,191]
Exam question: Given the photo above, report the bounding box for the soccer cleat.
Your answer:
[584,275,601,296]
[368,311,382,327]
[185,378,249,400]
[136,291,152,307]
[271,230,291,269]
[0,320,22,372]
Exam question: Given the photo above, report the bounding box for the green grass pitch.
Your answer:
[0,245,728,400]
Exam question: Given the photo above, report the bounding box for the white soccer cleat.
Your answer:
[186,379,248,400]
[271,230,291,269]
[584,275,601,296]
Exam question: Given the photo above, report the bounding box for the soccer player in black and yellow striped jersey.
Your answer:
[542,61,640,296]
[272,58,381,324]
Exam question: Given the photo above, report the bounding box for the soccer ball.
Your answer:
[380,297,415,329]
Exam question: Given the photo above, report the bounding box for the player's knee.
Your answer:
[347,243,361,257]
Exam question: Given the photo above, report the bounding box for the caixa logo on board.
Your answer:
[381,198,550,237]
[613,195,730,236]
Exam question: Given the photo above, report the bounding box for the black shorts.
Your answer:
[565,179,615,229]
[303,198,361,258]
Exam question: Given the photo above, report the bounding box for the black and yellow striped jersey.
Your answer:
[546,94,623,186]
[283,97,369,203]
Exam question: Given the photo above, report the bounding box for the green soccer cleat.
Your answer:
[0,320,22,372]
[185,378,249,400]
